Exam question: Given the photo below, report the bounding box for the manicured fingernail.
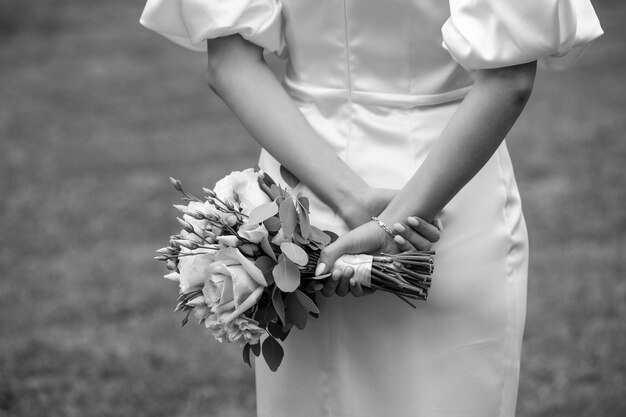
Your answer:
[315,263,326,276]
[394,235,406,245]
[408,217,419,226]
[436,218,443,230]
[393,223,405,233]
[331,270,340,281]
[349,278,355,287]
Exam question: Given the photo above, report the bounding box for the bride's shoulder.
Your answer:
[442,0,603,71]
[140,0,284,53]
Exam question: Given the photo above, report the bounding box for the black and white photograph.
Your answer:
[0,0,624,416]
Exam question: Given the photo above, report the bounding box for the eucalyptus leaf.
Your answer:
[285,293,308,330]
[254,303,278,328]
[255,255,277,284]
[243,343,252,367]
[297,196,310,211]
[297,205,311,239]
[248,202,279,224]
[251,342,261,357]
[295,290,320,314]
[267,321,290,341]
[280,165,301,189]
[308,226,332,246]
[280,242,309,266]
[272,254,301,293]
[262,336,285,372]
[260,236,277,262]
[272,288,286,325]
[264,216,282,233]
[279,198,298,237]
[258,170,277,188]
[292,229,309,245]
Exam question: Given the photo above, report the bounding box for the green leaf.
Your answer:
[260,236,277,262]
[279,198,298,237]
[272,254,301,293]
[251,342,261,357]
[297,205,311,239]
[280,165,300,189]
[267,321,290,341]
[295,290,320,314]
[285,293,308,330]
[308,226,332,247]
[272,288,286,325]
[292,229,310,245]
[255,256,277,285]
[263,216,282,233]
[280,242,308,266]
[258,170,277,188]
[297,196,310,211]
[253,303,277,328]
[248,202,279,224]
[242,343,252,367]
[262,336,284,372]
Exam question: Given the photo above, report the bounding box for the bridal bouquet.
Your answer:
[154,168,434,370]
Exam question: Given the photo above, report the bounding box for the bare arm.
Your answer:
[318,61,537,275]
[378,61,537,225]
[206,35,378,227]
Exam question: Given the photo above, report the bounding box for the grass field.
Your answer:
[1,1,624,416]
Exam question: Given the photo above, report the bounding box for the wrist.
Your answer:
[335,184,371,226]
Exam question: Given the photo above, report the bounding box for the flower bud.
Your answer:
[163,272,180,282]
[166,258,178,271]
[173,239,199,250]
[225,214,238,227]
[153,255,168,261]
[176,217,195,233]
[224,199,235,210]
[173,204,188,213]
[169,177,183,191]
[188,210,206,220]
[203,188,217,198]
[156,247,173,255]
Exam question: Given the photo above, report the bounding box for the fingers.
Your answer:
[392,216,441,251]
[321,267,353,297]
[315,234,351,276]
[406,216,441,242]
[349,278,374,297]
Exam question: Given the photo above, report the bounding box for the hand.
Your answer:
[316,216,443,297]
[391,216,442,252]
[316,221,395,297]
[339,188,397,229]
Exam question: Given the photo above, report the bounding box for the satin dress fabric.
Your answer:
[140,1,603,416]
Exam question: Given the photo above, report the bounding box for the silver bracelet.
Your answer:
[371,216,396,238]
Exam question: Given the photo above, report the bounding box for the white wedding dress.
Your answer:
[140,1,603,416]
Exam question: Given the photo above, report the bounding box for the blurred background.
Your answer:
[0,0,624,416]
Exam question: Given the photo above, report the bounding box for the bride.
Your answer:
[140,1,603,416]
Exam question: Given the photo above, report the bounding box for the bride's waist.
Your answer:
[283,77,470,109]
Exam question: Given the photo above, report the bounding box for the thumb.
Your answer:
[315,234,356,276]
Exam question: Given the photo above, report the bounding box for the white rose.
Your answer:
[224,316,265,346]
[203,261,261,310]
[213,169,271,215]
[205,312,265,346]
[181,201,226,241]
[238,222,269,244]
[177,251,215,293]
[205,314,228,343]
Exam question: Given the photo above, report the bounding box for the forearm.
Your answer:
[206,36,368,219]
[379,62,537,225]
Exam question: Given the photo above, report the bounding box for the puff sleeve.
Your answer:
[140,0,284,54]
[442,0,603,71]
